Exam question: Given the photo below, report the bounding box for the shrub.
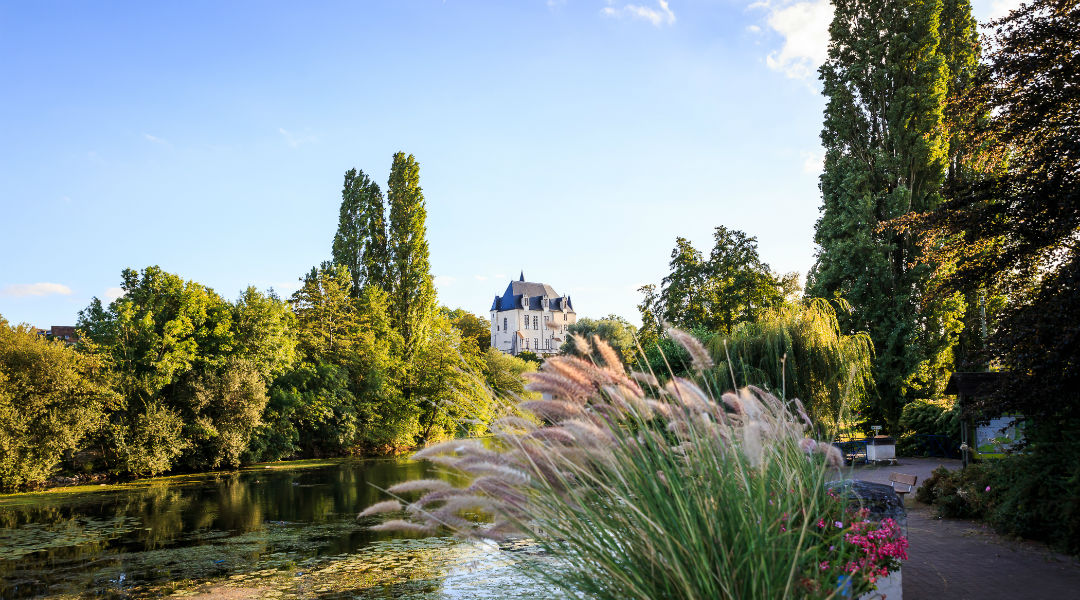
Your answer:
[0,317,117,491]
[363,332,906,598]
[917,451,1080,556]
[896,400,960,457]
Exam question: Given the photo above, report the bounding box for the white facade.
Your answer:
[490,273,577,356]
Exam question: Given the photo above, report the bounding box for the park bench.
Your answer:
[889,472,918,502]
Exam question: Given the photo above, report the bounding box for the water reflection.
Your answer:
[0,458,549,599]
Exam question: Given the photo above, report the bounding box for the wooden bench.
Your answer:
[889,473,918,502]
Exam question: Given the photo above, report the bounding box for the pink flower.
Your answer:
[817,519,825,528]
[819,561,829,571]
[985,486,991,492]
[835,521,843,528]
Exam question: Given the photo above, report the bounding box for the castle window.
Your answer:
[534,338,539,349]
[503,318,507,331]
[533,316,538,329]
[563,313,567,321]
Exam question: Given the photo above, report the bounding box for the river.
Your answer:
[0,458,556,599]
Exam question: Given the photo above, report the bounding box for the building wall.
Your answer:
[490,305,576,356]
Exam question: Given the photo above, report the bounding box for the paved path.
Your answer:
[849,458,1080,599]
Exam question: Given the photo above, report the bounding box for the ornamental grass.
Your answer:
[362,329,904,599]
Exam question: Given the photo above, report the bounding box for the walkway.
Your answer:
[850,457,1080,599]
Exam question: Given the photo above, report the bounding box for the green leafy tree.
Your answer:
[411,315,491,444]
[445,307,491,352]
[636,284,663,349]
[0,317,117,491]
[708,299,875,431]
[266,362,358,457]
[332,168,388,293]
[182,358,268,470]
[654,227,785,334]
[481,347,537,398]
[560,315,638,364]
[924,0,1080,437]
[78,266,237,476]
[350,284,414,451]
[233,286,297,382]
[290,263,360,361]
[386,152,436,362]
[808,0,957,430]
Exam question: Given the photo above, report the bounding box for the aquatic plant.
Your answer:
[364,330,903,599]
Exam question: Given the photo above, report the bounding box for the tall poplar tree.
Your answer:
[386,152,436,362]
[332,169,388,294]
[807,0,949,430]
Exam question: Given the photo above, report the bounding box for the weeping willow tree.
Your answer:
[706,299,874,431]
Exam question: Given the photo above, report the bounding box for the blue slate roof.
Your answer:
[490,273,574,312]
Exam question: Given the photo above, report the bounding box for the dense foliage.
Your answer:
[918,0,1080,435]
[706,299,875,431]
[808,0,981,431]
[638,227,795,342]
[559,314,637,363]
[0,153,535,491]
[0,317,117,490]
[918,456,1080,555]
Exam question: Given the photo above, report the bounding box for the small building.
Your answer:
[946,371,1021,466]
[490,272,576,356]
[49,326,78,342]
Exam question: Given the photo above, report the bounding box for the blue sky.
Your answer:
[0,0,1017,328]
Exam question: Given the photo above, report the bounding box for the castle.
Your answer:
[490,272,576,356]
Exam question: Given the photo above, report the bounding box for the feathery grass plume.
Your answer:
[357,500,402,518]
[664,377,714,413]
[524,371,591,403]
[543,356,600,392]
[490,416,538,434]
[369,519,434,534]
[527,427,578,445]
[646,399,674,420]
[386,479,454,495]
[362,350,886,599]
[665,326,714,372]
[518,399,585,422]
[412,438,490,461]
[594,338,622,373]
[570,333,592,355]
[631,370,660,388]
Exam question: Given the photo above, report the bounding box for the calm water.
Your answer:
[0,459,555,599]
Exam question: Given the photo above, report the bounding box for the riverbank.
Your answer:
[0,458,395,501]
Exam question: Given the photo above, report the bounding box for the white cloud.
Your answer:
[1,282,73,298]
[746,24,761,33]
[602,0,676,27]
[278,127,316,148]
[801,149,825,174]
[756,0,1025,81]
[757,0,833,80]
[434,275,457,287]
[104,287,126,301]
[474,274,489,282]
[143,133,169,146]
[980,0,1024,20]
